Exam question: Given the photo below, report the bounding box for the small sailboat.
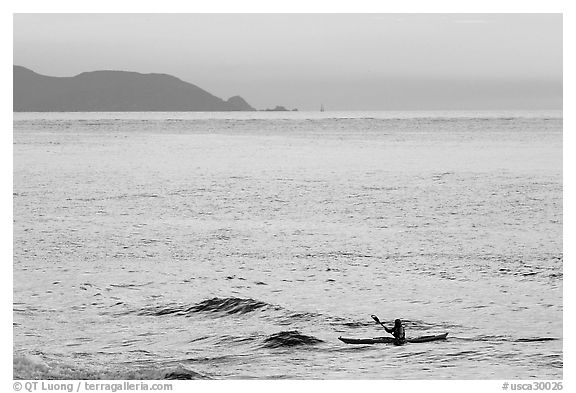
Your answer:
[320,104,325,112]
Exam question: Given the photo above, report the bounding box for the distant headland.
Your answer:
[13,66,293,112]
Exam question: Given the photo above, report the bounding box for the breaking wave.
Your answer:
[137,297,275,317]
[262,331,324,348]
[13,355,209,380]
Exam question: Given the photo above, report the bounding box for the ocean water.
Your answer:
[13,111,562,379]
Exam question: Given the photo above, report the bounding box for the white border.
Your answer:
[3,2,571,391]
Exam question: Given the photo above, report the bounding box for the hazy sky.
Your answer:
[13,13,562,110]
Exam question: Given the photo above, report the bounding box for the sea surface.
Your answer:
[13,111,563,379]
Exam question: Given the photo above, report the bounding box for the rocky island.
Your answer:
[263,105,298,112]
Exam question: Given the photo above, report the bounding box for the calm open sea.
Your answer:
[13,111,562,379]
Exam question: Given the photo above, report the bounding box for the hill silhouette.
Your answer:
[13,66,255,112]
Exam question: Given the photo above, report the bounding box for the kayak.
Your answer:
[339,333,448,345]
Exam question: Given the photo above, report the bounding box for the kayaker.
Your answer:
[382,318,406,345]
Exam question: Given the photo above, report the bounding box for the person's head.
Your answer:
[394,319,402,327]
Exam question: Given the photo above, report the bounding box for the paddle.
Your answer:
[371,314,386,328]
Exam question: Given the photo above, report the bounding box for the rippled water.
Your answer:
[13,111,562,379]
